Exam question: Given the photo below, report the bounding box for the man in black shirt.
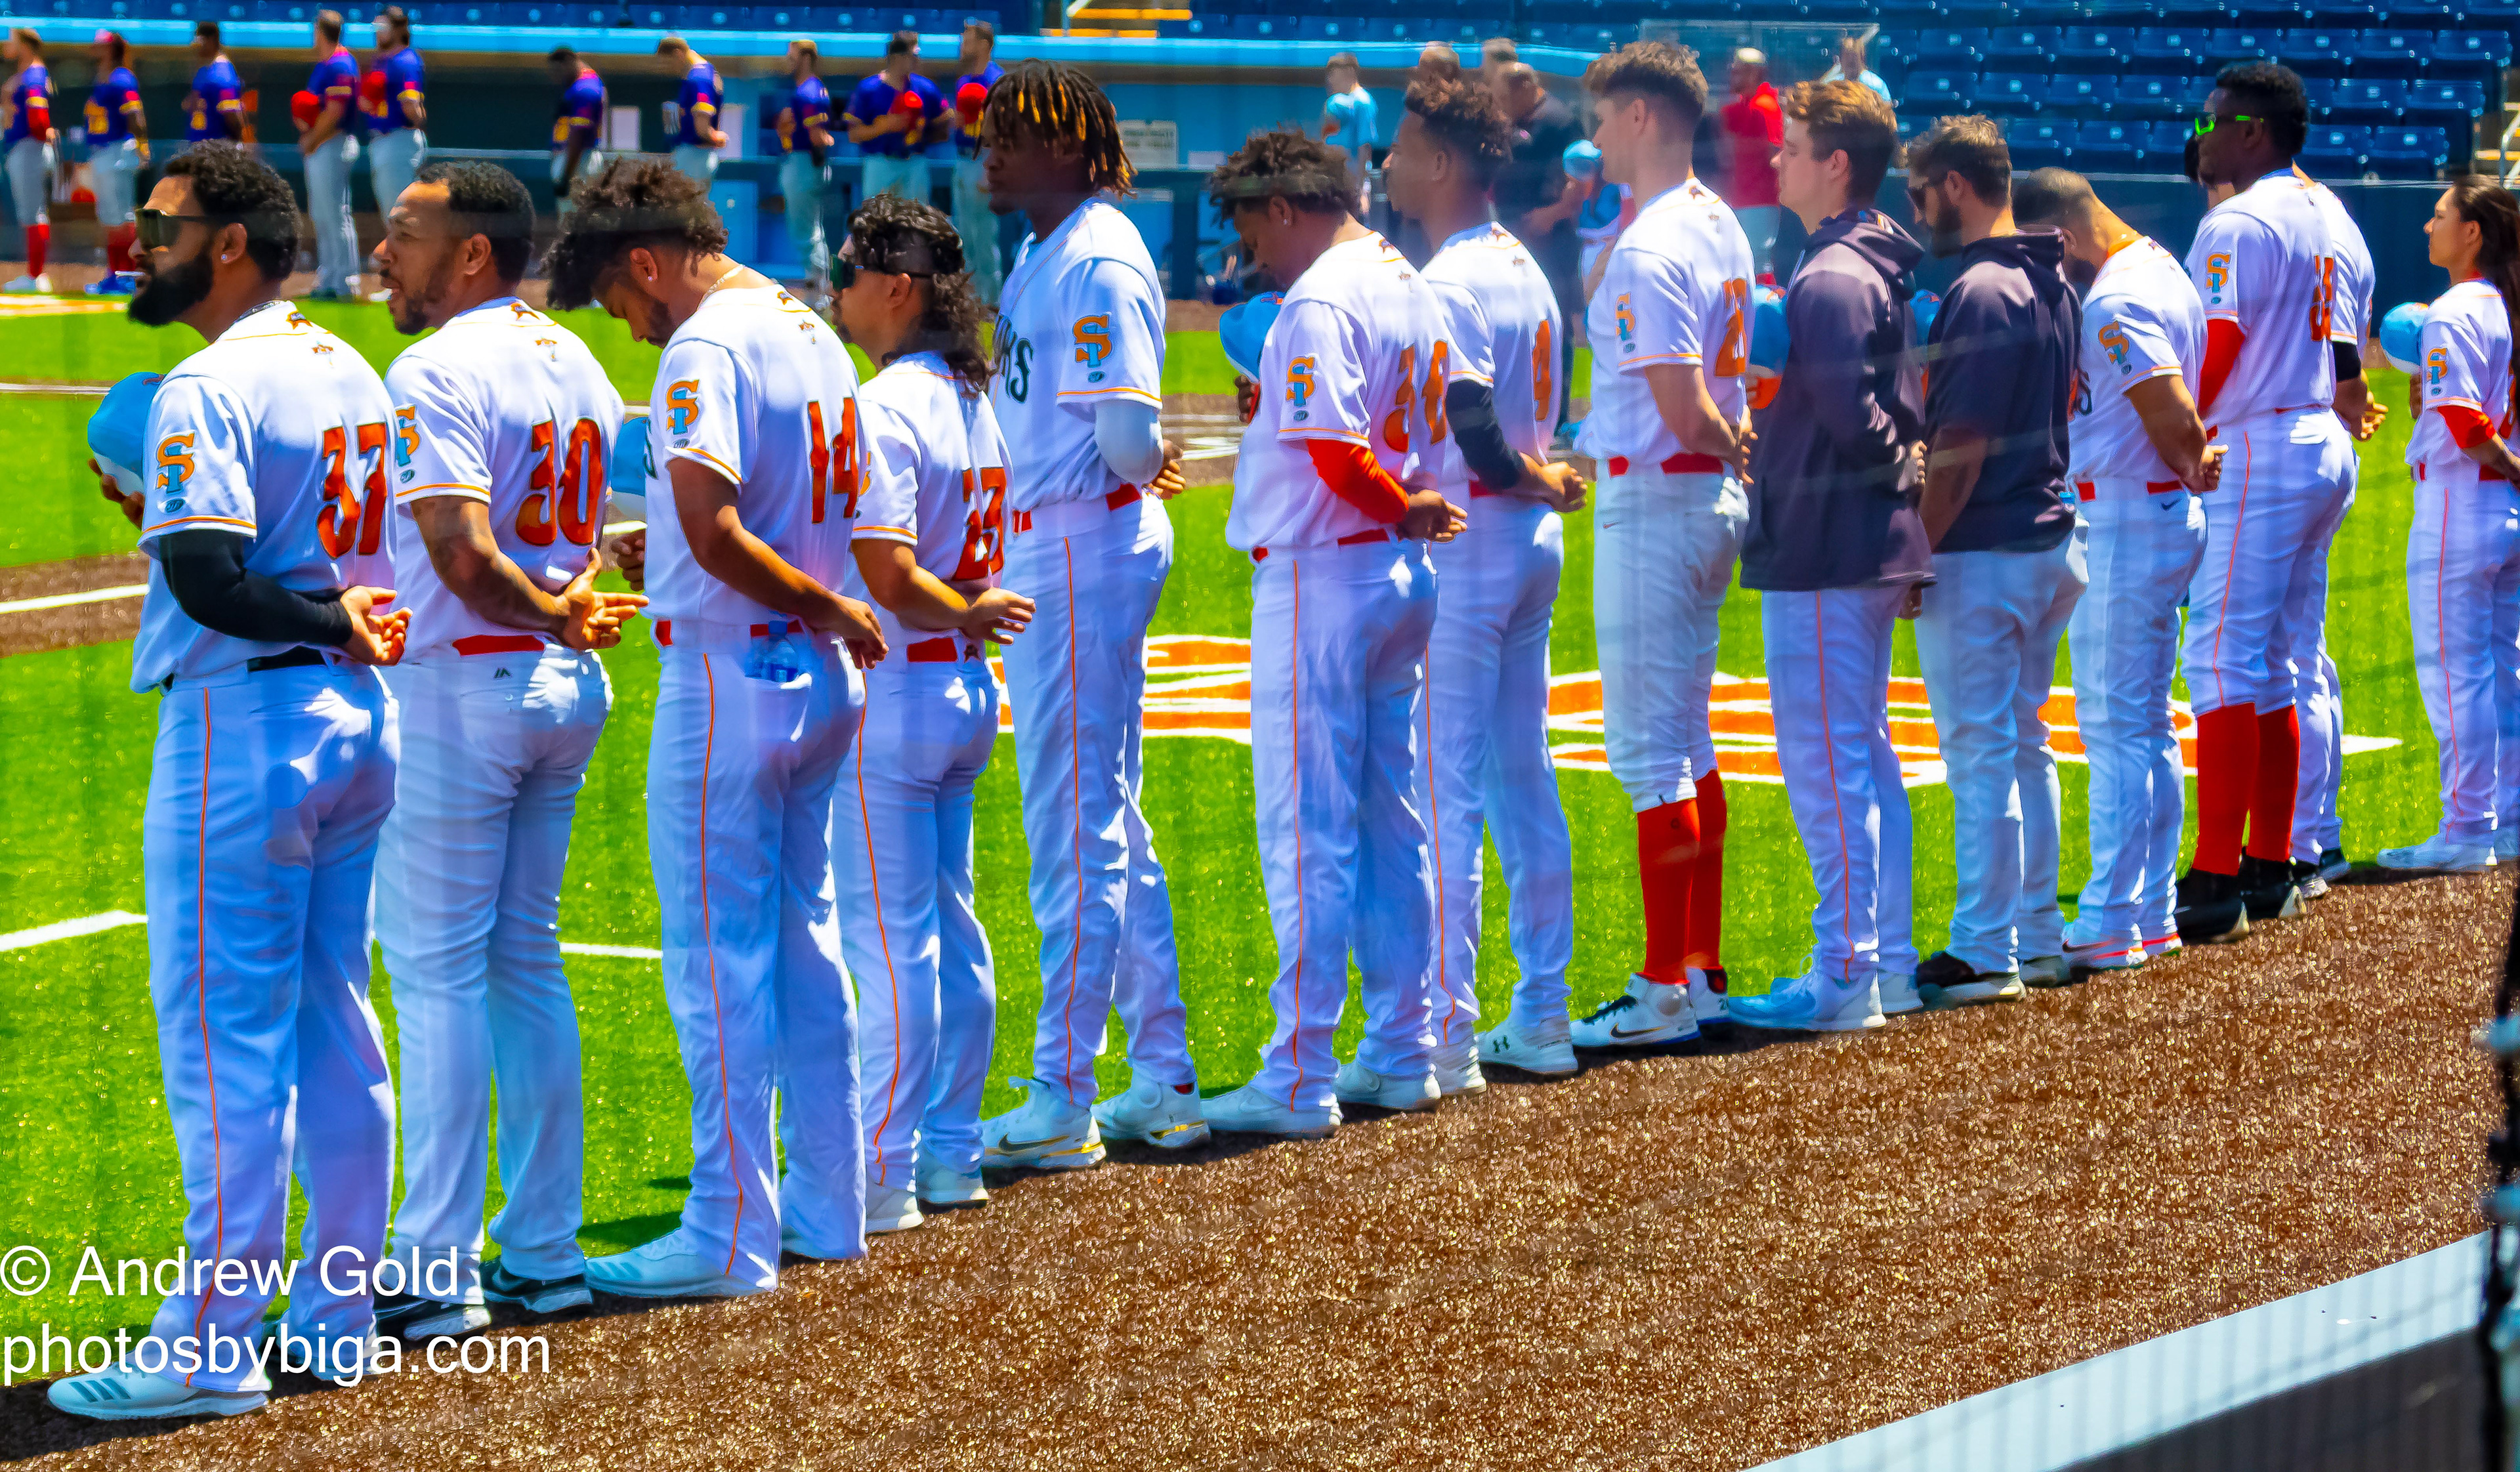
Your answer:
[1492,62,1584,413]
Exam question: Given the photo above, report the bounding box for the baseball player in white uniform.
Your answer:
[1384,75,1587,1089]
[364,162,645,1339]
[977,62,1204,1166]
[1571,44,1754,1047]
[1200,126,1460,1137]
[2378,180,2520,873]
[827,195,1038,1229]
[51,144,409,1421]
[2177,65,2357,939]
[548,158,883,1297]
[2011,170,2219,973]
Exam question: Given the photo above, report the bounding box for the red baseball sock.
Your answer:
[26,222,48,280]
[2191,703,2258,874]
[2246,704,2301,864]
[105,222,134,274]
[1635,798,1700,985]
[1686,768,1728,971]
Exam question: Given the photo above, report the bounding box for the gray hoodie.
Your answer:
[1742,209,1932,592]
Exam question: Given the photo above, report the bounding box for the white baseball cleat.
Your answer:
[1333,1058,1441,1111]
[2141,927,2183,961]
[2319,846,2353,879]
[1914,950,2025,1008]
[373,1291,490,1341]
[1569,974,1700,1048]
[48,1363,268,1421]
[914,1158,989,1206]
[1876,969,1922,1015]
[2376,833,2497,873]
[1091,1074,1211,1149]
[980,1078,1106,1171]
[1201,1083,1339,1139]
[3,273,52,294]
[2062,922,2146,975]
[1476,1013,1577,1076]
[1689,967,1733,1030]
[2017,954,2072,989]
[1725,969,1884,1032]
[1429,1041,1486,1097]
[584,1229,768,1299]
[865,1182,925,1234]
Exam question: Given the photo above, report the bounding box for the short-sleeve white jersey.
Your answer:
[2303,175,2375,350]
[642,281,862,627]
[1424,220,1563,488]
[1226,232,1447,552]
[2185,167,2338,427]
[990,196,1166,513]
[2068,236,2204,487]
[383,297,626,657]
[2406,278,2513,474]
[847,350,1011,652]
[1576,177,1754,465]
[131,301,396,692]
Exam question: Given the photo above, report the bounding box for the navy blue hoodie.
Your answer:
[1742,209,1932,592]
[1922,229,2080,554]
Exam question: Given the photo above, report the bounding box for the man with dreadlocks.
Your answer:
[976,60,1206,1166]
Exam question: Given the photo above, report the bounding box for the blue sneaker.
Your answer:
[1727,969,1885,1033]
[84,271,135,296]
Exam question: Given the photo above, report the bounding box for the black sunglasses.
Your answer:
[135,207,223,252]
[832,258,934,291]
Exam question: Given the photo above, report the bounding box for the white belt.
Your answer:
[1007,484,1145,541]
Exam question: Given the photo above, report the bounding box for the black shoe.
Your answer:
[2236,854,2303,921]
[481,1258,593,1315]
[2290,858,2329,900]
[1914,950,2025,1009]
[2174,868,2250,944]
[2319,846,2350,880]
[373,1290,486,1341]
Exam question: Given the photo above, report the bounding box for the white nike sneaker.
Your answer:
[865,1181,924,1234]
[2062,921,2146,976]
[2142,927,2183,961]
[1726,969,1884,1032]
[1202,1083,1339,1139]
[583,1228,768,1299]
[914,1156,988,1206]
[2376,833,2497,874]
[980,1078,1106,1171]
[1688,967,1732,1030]
[1091,1073,1211,1149]
[3,273,52,293]
[1429,1041,1486,1097]
[2498,829,2520,862]
[1876,968,1922,1015]
[1568,974,1699,1048]
[1333,1057,1441,1111]
[48,1363,267,1421]
[1477,1012,1578,1076]
[2017,953,2072,989]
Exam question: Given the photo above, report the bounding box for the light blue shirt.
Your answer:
[1324,86,1377,163]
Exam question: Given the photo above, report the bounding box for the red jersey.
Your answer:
[1721,83,1782,209]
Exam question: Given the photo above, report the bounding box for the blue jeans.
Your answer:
[669,144,718,188]
[367,127,425,216]
[863,153,931,207]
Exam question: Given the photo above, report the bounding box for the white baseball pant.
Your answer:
[862,152,931,205]
[140,660,398,1390]
[647,621,866,1282]
[302,132,360,297]
[778,151,831,286]
[377,644,610,1300]
[1593,464,1747,811]
[2182,410,2358,719]
[2067,484,2206,948]
[91,136,140,228]
[5,135,49,228]
[1244,533,1439,1111]
[2290,464,2355,864]
[1424,495,1575,1043]
[367,127,425,218]
[1761,585,1916,980]
[834,648,999,1188]
[952,156,999,303]
[1914,530,2087,973]
[1001,494,1194,1108]
[2406,459,2520,844]
[669,143,718,188]
[551,148,604,212]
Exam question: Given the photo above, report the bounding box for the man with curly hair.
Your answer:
[545,157,887,1298]
[1383,75,1587,1089]
[1200,125,1463,1137]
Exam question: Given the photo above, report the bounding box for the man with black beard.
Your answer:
[363,159,644,1341]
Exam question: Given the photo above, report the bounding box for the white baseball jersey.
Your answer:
[1576,177,1754,465]
[2185,167,2338,427]
[383,297,625,656]
[2303,177,2375,350]
[133,300,396,692]
[991,196,1164,512]
[1424,220,1563,485]
[644,282,862,626]
[1227,231,1447,551]
[2070,236,2204,486]
[847,351,1011,651]
[2408,278,2514,473]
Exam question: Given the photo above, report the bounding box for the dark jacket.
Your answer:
[1742,208,1931,592]
[1922,229,2080,554]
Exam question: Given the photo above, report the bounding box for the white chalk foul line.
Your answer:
[559,942,663,960]
[0,909,663,960]
[0,583,148,617]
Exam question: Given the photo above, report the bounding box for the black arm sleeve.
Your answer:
[1443,378,1526,492]
[2333,340,2362,382]
[161,530,354,648]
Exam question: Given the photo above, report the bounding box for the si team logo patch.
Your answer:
[1073,314,1112,372]
[2204,252,2231,306]
[155,432,196,502]
[392,405,419,477]
[1286,356,1317,418]
[665,379,701,437]
[2099,320,2133,375]
[2426,345,2450,394]
[1614,293,1636,352]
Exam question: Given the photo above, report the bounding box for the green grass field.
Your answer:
[0,303,2448,1338]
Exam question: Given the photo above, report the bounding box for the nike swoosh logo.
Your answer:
[992,1135,1076,1152]
[1609,1023,1674,1040]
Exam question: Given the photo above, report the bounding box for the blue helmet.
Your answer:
[2379,300,2429,375]
[1562,138,1603,182]
[87,371,163,501]
[1748,283,1788,379]
[1220,291,1285,382]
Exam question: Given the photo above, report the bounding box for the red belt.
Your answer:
[1605,452,1725,476]
[452,633,547,656]
[1008,483,1141,536]
[2418,463,2508,484]
[904,636,980,663]
[2072,478,2185,503]
[652,619,803,647]
[1250,526,1398,562]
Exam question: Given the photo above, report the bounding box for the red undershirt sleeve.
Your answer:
[2196,318,2244,421]
[1304,438,1410,524]
[2440,403,2497,449]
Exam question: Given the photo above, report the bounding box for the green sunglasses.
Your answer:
[2192,112,2265,137]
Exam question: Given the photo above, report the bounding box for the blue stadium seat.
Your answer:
[1978,26,2048,70]
[1908,28,1985,67]
[1802,0,1874,22]
[1935,0,2011,26]
[2074,119,2143,171]
[2298,123,2369,175]
[2326,77,2409,121]
[2448,0,2520,26]
[1974,72,2040,116]
[1297,14,1368,40]
[2403,78,2487,131]
[2141,119,2193,161]
[620,2,666,23]
[2105,75,2193,122]
[2365,125,2449,177]
[669,4,746,27]
[2307,0,2381,23]
[2126,28,2202,71]
[2053,27,2133,73]
[2275,28,2352,77]
[1899,69,1971,113]
[2011,0,2076,21]
[2231,1,2303,24]
[2007,117,2073,171]
[1355,16,1416,42]
[2084,0,2165,17]
[2379,0,2453,24]
[1736,0,1806,19]
[2048,74,2109,115]
[2430,31,2512,89]
[2354,30,2429,77]
[1229,12,1291,37]
[2200,28,2277,69]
